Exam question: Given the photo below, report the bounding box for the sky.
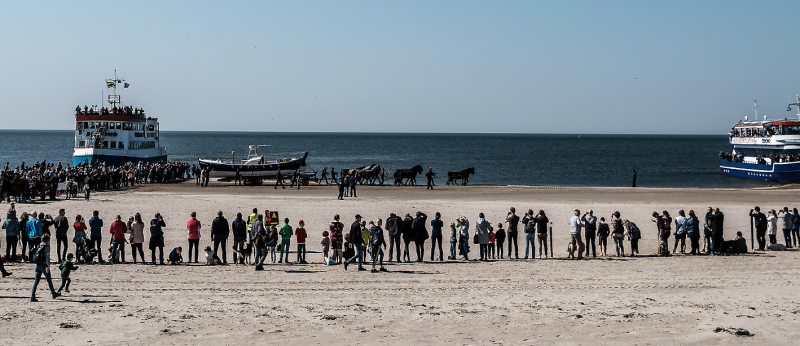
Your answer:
[1,0,799,134]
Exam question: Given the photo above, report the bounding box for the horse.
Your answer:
[340,166,366,180]
[357,164,381,185]
[393,165,423,186]
[446,167,476,186]
[2,175,30,203]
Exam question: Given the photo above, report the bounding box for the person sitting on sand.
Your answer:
[169,247,183,265]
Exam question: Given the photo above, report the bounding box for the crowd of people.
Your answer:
[2,203,795,302]
[75,105,146,117]
[0,160,192,202]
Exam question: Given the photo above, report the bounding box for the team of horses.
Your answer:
[338,164,475,186]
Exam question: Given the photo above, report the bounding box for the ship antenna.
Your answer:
[789,94,800,120]
[754,100,758,119]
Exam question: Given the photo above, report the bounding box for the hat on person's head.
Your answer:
[355,214,362,219]
[299,220,304,225]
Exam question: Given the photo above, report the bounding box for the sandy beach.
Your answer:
[1,182,799,345]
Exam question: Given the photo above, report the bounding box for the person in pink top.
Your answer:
[109,215,127,264]
[186,212,202,263]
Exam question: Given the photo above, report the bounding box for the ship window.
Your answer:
[79,141,85,148]
[116,122,121,129]
[119,142,124,150]
[782,125,800,135]
[122,123,131,130]
[103,141,108,148]
[76,123,81,130]
[89,122,95,129]
[83,122,89,128]
[110,141,117,149]
[103,122,108,128]
[109,122,116,129]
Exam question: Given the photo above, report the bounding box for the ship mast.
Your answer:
[790,95,800,120]
[105,69,126,108]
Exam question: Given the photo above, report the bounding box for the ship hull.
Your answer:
[719,159,800,182]
[199,152,308,179]
[73,147,167,166]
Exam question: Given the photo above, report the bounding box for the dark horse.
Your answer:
[446,167,475,186]
[1,174,31,202]
[394,165,423,186]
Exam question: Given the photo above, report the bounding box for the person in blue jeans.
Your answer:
[278,218,293,264]
[522,210,536,259]
[448,222,457,260]
[430,212,444,261]
[344,215,365,270]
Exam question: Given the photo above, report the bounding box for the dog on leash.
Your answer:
[204,246,222,265]
[231,242,253,264]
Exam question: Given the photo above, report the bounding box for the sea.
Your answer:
[0,130,768,188]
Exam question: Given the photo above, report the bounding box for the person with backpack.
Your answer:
[505,208,520,259]
[26,211,43,263]
[610,211,625,256]
[535,210,549,258]
[522,210,536,259]
[623,220,641,256]
[30,234,60,302]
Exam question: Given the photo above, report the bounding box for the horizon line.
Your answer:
[0,129,726,136]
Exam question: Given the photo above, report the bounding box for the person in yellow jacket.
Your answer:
[247,208,258,241]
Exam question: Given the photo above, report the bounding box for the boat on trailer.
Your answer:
[198,145,309,185]
[720,97,800,182]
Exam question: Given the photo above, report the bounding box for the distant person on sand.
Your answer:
[186,212,201,263]
[535,210,550,258]
[413,211,429,262]
[274,169,285,189]
[426,167,436,190]
[293,168,301,189]
[632,169,637,187]
[370,219,387,272]
[623,219,641,256]
[320,230,330,262]
[673,210,688,254]
[568,209,584,259]
[522,209,536,259]
[582,210,597,258]
[234,168,241,186]
[320,167,329,184]
[611,211,624,256]
[686,210,701,254]
[330,167,337,183]
[475,213,491,261]
[231,213,247,264]
[401,214,414,262]
[296,220,307,264]
[278,218,293,264]
[169,246,183,265]
[348,175,357,197]
[767,209,778,245]
[336,177,345,200]
[457,215,470,261]
[505,207,520,259]
[211,211,229,264]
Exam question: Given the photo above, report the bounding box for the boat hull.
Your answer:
[199,152,308,179]
[719,159,800,182]
[73,147,167,166]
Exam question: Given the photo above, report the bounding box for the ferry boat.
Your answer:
[72,73,167,166]
[720,97,800,182]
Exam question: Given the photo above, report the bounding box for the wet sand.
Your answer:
[0,181,798,345]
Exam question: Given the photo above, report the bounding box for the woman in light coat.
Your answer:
[474,213,491,261]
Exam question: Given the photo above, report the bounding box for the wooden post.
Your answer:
[549,223,553,258]
[750,215,755,252]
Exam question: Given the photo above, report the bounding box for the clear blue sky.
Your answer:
[1,0,798,133]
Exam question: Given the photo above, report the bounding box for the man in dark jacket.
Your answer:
[505,208,520,259]
[53,208,70,262]
[231,213,247,264]
[149,213,167,264]
[385,213,402,262]
[211,211,230,264]
[712,208,724,255]
[750,206,767,250]
[412,212,428,262]
[401,214,414,262]
[344,215,365,271]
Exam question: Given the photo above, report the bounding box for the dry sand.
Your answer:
[1,182,799,345]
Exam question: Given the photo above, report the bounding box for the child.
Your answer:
[278,218,293,264]
[296,220,307,264]
[495,223,506,259]
[169,247,183,265]
[267,225,278,263]
[488,227,496,259]
[320,231,331,262]
[58,253,78,293]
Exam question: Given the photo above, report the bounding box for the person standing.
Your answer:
[401,213,414,262]
[348,175,357,197]
[686,210,701,254]
[109,215,127,264]
[505,208,520,259]
[475,213,491,261]
[703,207,713,254]
[792,208,800,247]
[53,208,70,263]
[278,218,293,264]
[247,208,258,242]
[149,213,166,264]
[767,209,778,245]
[457,215,470,261]
[534,210,549,258]
[293,168,301,189]
[330,167,337,183]
[673,210,688,254]
[778,207,793,248]
[632,169,637,187]
[252,222,268,270]
[597,217,609,257]
[370,219,387,272]
[611,211,625,256]
[231,213,247,264]
[495,222,506,259]
[430,212,444,261]
[711,208,724,254]
[186,212,201,263]
[211,211,229,264]
[30,234,60,302]
[88,210,104,263]
[329,215,344,264]
[412,211,429,262]
[129,213,145,264]
[385,213,402,262]
[336,177,345,200]
[623,219,641,256]
[568,210,584,259]
[521,210,536,259]
[581,210,597,258]
[296,220,307,264]
[26,212,43,263]
[425,167,435,190]
[3,211,19,263]
[344,214,365,271]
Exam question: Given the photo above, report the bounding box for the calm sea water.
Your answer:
[0,130,766,188]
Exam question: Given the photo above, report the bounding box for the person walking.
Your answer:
[370,219,387,272]
[109,215,127,264]
[30,234,60,302]
[149,213,166,264]
[425,167,435,190]
[412,211,429,262]
[231,213,247,264]
[329,215,344,264]
[186,212,201,263]
[430,212,444,261]
[252,223,268,270]
[88,210,104,263]
[522,210,536,259]
[320,167,329,184]
[385,213,402,262]
[211,211,229,264]
[582,210,597,258]
[568,210,584,259]
[53,208,70,263]
[274,169,285,189]
[475,213,491,261]
[129,213,146,264]
[505,208,520,259]
[278,218,293,264]
[344,214,365,271]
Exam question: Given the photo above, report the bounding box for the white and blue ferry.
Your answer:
[720,97,800,182]
[72,74,167,166]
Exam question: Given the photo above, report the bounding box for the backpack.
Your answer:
[660,217,671,231]
[524,219,536,233]
[34,245,47,264]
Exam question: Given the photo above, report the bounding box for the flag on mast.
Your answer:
[106,81,115,88]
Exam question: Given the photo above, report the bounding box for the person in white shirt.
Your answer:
[568,209,584,259]
[673,210,688,254]
[767,210,779,245]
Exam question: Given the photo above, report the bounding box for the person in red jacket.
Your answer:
[186,212,202,263]
[296,220,308,264]
[109,215,127,264]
